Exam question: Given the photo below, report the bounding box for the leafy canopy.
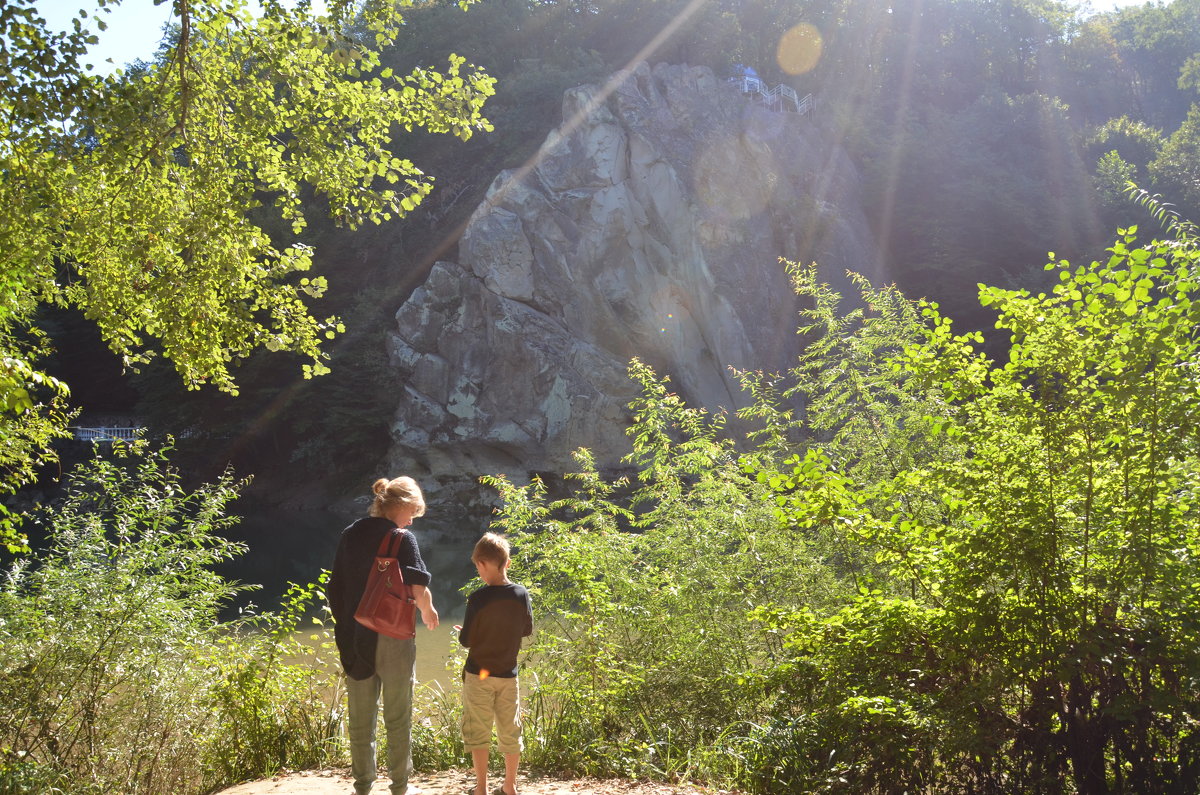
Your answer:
[0,0,494,548]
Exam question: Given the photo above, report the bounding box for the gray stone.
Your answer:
[385,62,883,511]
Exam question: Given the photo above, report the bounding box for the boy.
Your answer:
[457,532,533,795]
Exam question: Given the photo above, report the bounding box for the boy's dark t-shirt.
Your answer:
[459,583,533,679]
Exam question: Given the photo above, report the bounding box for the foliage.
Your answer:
[411,681,466,772]
[1084,118,1165,235]
[481,356,855,781]
[1084,116,1165,180]
[750,231,1200,791]
[201,574,344,787]
[0,0,495,547]
[479,229,1200,791]
[0,342,71,553]
[1098,0,1200,129]
[1149,103,1200,222]
[0,444,343,794]
[1094,151,1137,208]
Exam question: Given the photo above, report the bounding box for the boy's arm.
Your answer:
[522,591,533,638]
[411,584,439,630]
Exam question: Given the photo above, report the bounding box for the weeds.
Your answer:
[0,444,344,794]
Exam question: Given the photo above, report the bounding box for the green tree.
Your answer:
[1083,115,1165,180]
[1149,103,1200,220]
[1103,0,1200,129]
[1094,150,1138,230]
[1178,52,1200,95]
[1084,118,1164,234]
[1061,16,1135,126]
[755,227,1200,791]
[0,0,494,548]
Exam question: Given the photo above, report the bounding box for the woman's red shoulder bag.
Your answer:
[353,529,416,639]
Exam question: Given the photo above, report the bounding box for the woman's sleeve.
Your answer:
[398,531,431,587]
[328,537,346,617]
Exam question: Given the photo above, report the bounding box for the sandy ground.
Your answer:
[214,768,733,795]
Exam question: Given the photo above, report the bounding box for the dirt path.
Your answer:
[215,768,735,795]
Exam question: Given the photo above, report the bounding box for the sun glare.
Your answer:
[777,24,823,76]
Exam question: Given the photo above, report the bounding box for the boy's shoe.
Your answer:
[491,787,517,795]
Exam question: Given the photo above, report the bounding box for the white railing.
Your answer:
[71,426,142,442]
[728,75,813,116]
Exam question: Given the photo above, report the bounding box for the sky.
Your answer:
[40,0,175,73]
[39,0,1159,75]
[39,0,323,73]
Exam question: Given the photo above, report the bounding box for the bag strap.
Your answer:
[373,527,407,559]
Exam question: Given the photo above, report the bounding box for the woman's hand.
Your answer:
[420,604,440,630]
[412,585,439,629]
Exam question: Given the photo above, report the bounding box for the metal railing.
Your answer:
[71,426,143,442]
[728,75,813,116]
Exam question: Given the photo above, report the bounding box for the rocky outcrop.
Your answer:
[385,62,883,515]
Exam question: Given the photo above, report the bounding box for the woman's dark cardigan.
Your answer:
[329,516,432,680]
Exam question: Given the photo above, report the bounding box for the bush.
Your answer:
[0,444,343,794]
[412,682,465,772]
[753,231,1200,791]
[485,230,1200,792]
[483,359,856,784]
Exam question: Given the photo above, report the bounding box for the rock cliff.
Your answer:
[385,62,883,516]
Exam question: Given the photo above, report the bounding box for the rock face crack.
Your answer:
[385,61,884,514]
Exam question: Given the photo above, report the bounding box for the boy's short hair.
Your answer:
[472,532,511,567]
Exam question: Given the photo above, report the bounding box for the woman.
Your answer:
[329,476,439,795]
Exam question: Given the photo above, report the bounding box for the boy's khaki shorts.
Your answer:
[461,672,523,755]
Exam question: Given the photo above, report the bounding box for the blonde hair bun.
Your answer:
[369,475,426,519]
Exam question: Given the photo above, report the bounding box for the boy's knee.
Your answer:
[496,739,523,756]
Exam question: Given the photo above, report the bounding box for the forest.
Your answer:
[2,0,1200,792]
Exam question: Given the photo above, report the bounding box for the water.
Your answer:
[414,621,465,688]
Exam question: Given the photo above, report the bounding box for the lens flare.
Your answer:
[777,24,823,76]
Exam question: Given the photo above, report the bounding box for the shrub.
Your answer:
[0,444,343,794]
[755,230,1200,791]
[483,360,856,783]
[485,228,1200,792]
